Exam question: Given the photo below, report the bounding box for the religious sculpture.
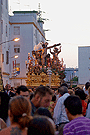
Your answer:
[25,42,66,87]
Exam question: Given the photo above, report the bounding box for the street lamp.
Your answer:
[11,55,19,58]
[0,38,20,45]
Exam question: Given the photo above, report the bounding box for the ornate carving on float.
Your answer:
[25,42,66,88]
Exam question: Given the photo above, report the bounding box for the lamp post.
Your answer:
[11,55,19,58]
[0,38,20,45]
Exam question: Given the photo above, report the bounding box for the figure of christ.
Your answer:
[50,46,61,60]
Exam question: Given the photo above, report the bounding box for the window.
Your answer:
[1,21,3,34]
[14,26,20,35]
[6,24,7,36]
[2,54,4,62]
[1,0,3,5]
[6,51,9,64]
[14,48,20,53]
[14,45,20,53]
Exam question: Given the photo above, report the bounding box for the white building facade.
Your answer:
[9,11,45,87]
[0,0,10,86]
[0,1,46,88]
[78,46,90,84]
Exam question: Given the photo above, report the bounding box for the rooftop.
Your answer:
[13,11,38,14]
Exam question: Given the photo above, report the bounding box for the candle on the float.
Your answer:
[44,66,46,69]
[28,53,30,60]
[48,62,50,67]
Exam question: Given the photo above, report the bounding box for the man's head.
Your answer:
[31,86,52,108]
[85,82,90,90]
[64,95,82,121]
[58,86,68,97]
[16,85,30,99]
[60,83,68,88]
[5,84,11,91]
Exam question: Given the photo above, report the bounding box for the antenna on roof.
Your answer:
[37,3,49,22]
[9,6,12,15]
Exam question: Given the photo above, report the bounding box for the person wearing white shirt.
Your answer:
[53,86,70,135]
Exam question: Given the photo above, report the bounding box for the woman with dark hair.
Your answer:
[0,96,32,135]
[75,88,87,116]
[0,92,10,122]
[28,116,55,135]
[34,107,53,120]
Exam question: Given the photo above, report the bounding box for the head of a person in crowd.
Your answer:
[68,89,75,95]
[75,89,87,100]
[88,86,90,95]
[16,85,30,99]
[58,86,68,97]
[74,87,81,91]
[28,116,55,135]
[8,96,32,129]
[85,82,90,90]
[28,88,33,93]
[31,86,53,108]
[52,94,56,102]
[34,107,53,120]
[52,89,55,94]
[64,95,82,121]
[5,84,11,91]
[33,87,36,92]
[61,83,68,88]
[0,92,10,122]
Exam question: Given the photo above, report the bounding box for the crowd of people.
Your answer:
[0,82,90,134]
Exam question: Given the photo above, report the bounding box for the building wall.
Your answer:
[78,46,90,84]
[0,0,10,86]
[0,3,46,87]
[9,11,45,87]
[0,0,2,67]
[64,68,78,82]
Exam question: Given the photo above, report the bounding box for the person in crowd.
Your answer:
[75,88,87,116]
[83,82,90,95]
[34,107,53,120]
[63,95,90,135]
[29,92,34,100]
[86,86,90,118]
[48,94,57,116]
[32,87,36,92]
[60,83,68,88]
[0,96,32,135]
[5,84,15,98]
[0,118,7,131]
[0,91,10,122]
[53,86,70,135]
[6,85,30,127]
[28,116,55,135]
[31,85,53,116]
[5,84,11,94]
[16,85,30,99]
[68,88,75,95]
[10,87,16,98]
[55,89,59,101]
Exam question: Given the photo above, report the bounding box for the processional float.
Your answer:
[25,42,66,88]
